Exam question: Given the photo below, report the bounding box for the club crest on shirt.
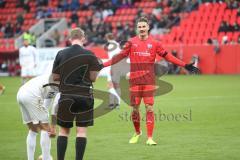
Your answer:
[147,44,152,49]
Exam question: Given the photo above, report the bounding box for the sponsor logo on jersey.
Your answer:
[133,51,150,56]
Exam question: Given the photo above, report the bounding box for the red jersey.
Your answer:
[104,36,186,86]
[121,36,167,85]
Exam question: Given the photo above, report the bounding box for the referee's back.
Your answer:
[52,32,102,95]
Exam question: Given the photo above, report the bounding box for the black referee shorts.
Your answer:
[57,94,94,128]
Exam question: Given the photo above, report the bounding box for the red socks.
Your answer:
[131,111,141,135]
[146,111,155,138]
[131,110,155,138]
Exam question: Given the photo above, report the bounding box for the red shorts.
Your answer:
[130,85,156,106]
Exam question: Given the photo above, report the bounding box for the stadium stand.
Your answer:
[163,2,240,45]
[0,0,239,50]
[0,0,240,75]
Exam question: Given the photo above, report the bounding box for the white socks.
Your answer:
[115,88,121,105]
[26,130,37,160]
[109,87,121,105]
[40,130,51,160]
[26,130,51,160]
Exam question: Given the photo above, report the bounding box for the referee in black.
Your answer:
[52,28,103,160]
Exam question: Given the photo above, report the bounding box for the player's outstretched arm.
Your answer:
[103,41,131,67]
[164,53,186,67]
[164,53,200,74]
[103,53,127,67]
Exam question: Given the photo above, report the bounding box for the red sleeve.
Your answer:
[156,41,168,57]
[156,41,186,67]
[103,41,131,67]
[164,53,186,67]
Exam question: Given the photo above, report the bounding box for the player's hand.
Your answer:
[184,63,200,74]
[48,125,57,138]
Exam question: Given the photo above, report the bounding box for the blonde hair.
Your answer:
[70,28,85,40]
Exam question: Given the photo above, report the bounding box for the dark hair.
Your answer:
[105,33,114,40]
[136,17,149,25]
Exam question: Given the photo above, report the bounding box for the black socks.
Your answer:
[57,136,68,160]
[57,136,87,160]
[75,137,87,160]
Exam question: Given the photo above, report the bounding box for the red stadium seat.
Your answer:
[0,32,3,38]
[8,39,14,45]
[232,32,240,41]
[66,11,72,18]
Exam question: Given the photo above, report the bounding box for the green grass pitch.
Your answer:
[0,75,240,160]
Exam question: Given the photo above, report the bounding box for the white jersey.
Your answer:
[17,74,59,124]
[19,45,37,68]
[107,40,129,82]
[19,74,58,101]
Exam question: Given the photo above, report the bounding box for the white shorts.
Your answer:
[107,63,129,83]
[21,67,36,77]
[107,71,122,83]
[17,89,49,124]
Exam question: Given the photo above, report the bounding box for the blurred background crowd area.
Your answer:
[0,0,239,48]
[0,0,239,76]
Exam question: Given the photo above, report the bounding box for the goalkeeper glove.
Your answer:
[184,63,200,74]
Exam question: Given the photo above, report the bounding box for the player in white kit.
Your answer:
[19,39,38,84]
[17,74,59,160]
[105,33,129,109]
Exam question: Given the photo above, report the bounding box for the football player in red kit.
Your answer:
[103,17,199,145]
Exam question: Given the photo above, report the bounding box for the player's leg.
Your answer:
[20,67,28,85]
[129,85,142,144]
[145,104,157,145]
[108,70,121,109]
[75,96,94,160]
[112,71,121,108]
[56,97,74,160]
[143,85,157,145]
[21,67,35,84]
[107,69,115,109]
[57,127,70,160]
[108,82,121,109]
[113,82,121,108]
[132,105,141,134]
[39,123,52,160]
[129,105,142,144]
[107,81,116,109]
[26,123,39,160]
[17,92,39,160]
[131,85,142,134]
[75,127,87,160]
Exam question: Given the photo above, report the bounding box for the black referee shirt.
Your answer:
[52,44,102,95]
